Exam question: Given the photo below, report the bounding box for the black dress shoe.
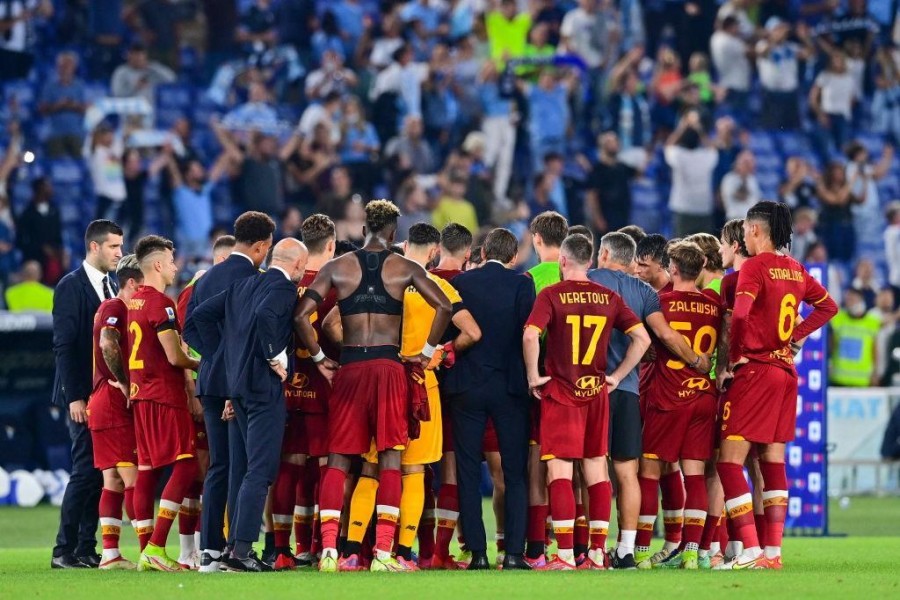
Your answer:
[76,554,101,568]
[501,554,533,570]
[466,552,491,570]
[223,554,264,573]
[51,555,89,569]
[250,550,274,572]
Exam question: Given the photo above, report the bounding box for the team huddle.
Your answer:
[81,198,837,573]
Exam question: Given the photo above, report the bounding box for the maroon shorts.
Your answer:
[721,361,798,444]
[133,400,196,468]
[643,394,717,463]
[194,418,208,451]
[540,392,609,460]
[483,417,500,454]
[328,359,408,455]
[91,424,138,470]
[283,410,330,457]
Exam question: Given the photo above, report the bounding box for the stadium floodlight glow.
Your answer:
[22,151,34,164]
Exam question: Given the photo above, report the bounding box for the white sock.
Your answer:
[179,534,196,561]
[764,546,781,559]
[557,549,575,563]
[588,548,605,564]
[194,531,201,553]
[709,541,721,555]
[322,548,338,560]
[725,540,743,558]
[375,549,392,561]
[742,546,763,559]
[663,540,680,553]
[617,530,636,558]
[101,548,121,562]
[699,549,709,559]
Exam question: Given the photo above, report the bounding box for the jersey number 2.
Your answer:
[128,321,144,370]
[566,315,607,365]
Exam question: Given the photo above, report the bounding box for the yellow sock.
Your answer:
[347,476,379,543]
[398,472,425,550]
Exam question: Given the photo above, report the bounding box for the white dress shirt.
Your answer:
[82,260,112,301]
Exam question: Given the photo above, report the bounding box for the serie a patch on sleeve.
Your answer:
[166,307,176,321]
[106,316,118,325]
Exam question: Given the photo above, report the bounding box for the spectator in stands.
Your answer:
[874,288,898,383]
[526,68,577,169]
[297,90,342,145]
[433,170,479,233]
[780,156,818,210]
[815,160,863,265]
[687,52,716,110]
[478,60,516,204]
[712,116,743,192]
[584,131,639,234]
[312,10,347,65]
[122,0,180,69]
[110,42,176,104]
[756,18,814,131]
[665,111,719,236]
[370,43,429,127]
[224,81,279,132]
[817,0,880,58]
[401,0,448,38]
[395,178,431,242]
[846,141,894,253]
[560,0,615,123]
[4,260,53,312]
[605,50,651,168]
[711,16,752,122]
[0,0,52,81]
[810,51,858,158]
[237,0,277,56]
[385,114,437,175]
[335,193,365,246]
[0,192,15,292]
[830,287,882,387]
[720,149,761,220]
[275,205,303,243]
[791,207,820,263]
[528,171,557,218]
[649,47,683,133]
[872,45,900,143]
[337,95,380,195]
[162,144,228,261]
[421,43,459,160]
[805,240,845,304]
[86,0,125,80]
[39,52,87,159]
[315,166,358,222]
[275,0,315,66]
[202,0,239,78]
[15,177,64,285]
[217,122,286,216]
[84,122,126,222]
[329,0,368,59]
[485,0,534,66]
[305,50,358,102]
[852,258,882,310]
[370,13,405,69]
[716,0,755,39]
[885,201,900,304]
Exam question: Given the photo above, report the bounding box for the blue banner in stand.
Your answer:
[785,263,828,533]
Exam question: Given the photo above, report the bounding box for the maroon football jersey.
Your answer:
[128,285,187,408]
[429,268,463,281]
[89,298,131,429]
[285,270,339,412]
[526,280,641,406]
[720,271,738,312]
[730,253,829,370]
[649,290,723,411]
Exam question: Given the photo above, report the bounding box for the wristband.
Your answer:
[312,349,326,363]
[422,342,437,359]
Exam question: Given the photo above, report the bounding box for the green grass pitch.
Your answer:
[2,497,899,599]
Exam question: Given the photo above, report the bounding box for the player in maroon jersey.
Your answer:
[129,236,202,572]
[88,254,142,570]
[716,202,837,570]
[269,215,338,570]
[523,234,650,570]
[636,241,723,570]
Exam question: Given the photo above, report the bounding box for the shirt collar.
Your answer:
[485,259,508,268]
[231,251,254,265]
[270,266,291,280]
[82,260,107,285]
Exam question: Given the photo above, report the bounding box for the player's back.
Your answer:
[652,289,722,410]
[128,285,184,405]
[92,298,128,394]
[735,253,824,368]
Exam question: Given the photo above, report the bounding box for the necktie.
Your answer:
[102,276,113,300]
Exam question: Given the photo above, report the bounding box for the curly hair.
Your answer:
[301,214,336,254]
[234,211,276,245]
[365,199,401,233]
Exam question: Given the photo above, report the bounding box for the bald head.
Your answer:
[269,238,309,283]
[20,260,42,283]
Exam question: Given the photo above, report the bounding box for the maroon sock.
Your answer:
[293,463,312,555]
[527,504,549,545]
[660,471,684,544]
[134,469,160,551]
[374,469,401,554]
[716,462,759,549]
[682,475,708,547]
[99,488,124,550]
[178,480,203,536]
[573,503,589,550]
[547,479,575,553]
[272,462,301,549]
[149,459,198,548]
[435,483,459,558]
[700,515,721,551]
[636,476,659,549]
[318,467,347,551]
[759,461,787,549]
[586,481,611,551]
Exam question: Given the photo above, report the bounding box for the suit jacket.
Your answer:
[183,253,259,398]
[190,268,297,401]
[442,261,535,398]
[51,266,101,407]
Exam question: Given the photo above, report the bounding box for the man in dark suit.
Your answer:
[51,220,124,569]
[189,238,309,572]
[182,211,274,571]
[443,228,536,570]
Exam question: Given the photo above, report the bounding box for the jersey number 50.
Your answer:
[666,321,717,370]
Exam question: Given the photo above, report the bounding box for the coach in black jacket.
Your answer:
[443,228,536,570]
[51,220,123,569]
[182,211,274,567]
[190,239,308,571]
